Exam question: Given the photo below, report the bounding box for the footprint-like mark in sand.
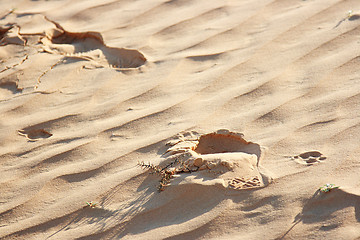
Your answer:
[1,17,147,90]
[18,129,52,141]
[42,17,146,69]
[159,129,272,191]
[292,151,326,165]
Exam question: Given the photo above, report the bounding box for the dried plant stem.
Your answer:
[138,162,177,191]
[0,55,28,73]
[138,153,195,192]
[35,58,64,89]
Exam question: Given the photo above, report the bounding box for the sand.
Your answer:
[1,0,360,239]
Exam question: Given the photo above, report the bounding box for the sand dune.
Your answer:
[1,0,360,239]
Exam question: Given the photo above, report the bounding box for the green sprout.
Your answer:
[334,10,357,29]
[319,183,339,193]
[85,201,97,208]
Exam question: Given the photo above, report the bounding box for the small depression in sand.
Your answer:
[292,151,326,165]
[1,17,146,69]
[18,128,52,141]
[153,129,272,191]
[42,17,147,69]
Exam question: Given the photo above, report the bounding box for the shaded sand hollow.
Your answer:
[1,0,360,239]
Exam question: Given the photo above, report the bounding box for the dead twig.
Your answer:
[35,58,64,89]
[0,55,28,73]
[137,162,176,192]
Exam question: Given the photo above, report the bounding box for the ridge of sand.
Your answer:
[1,0,360,239]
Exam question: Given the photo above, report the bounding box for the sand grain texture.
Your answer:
[1,0,360,239]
